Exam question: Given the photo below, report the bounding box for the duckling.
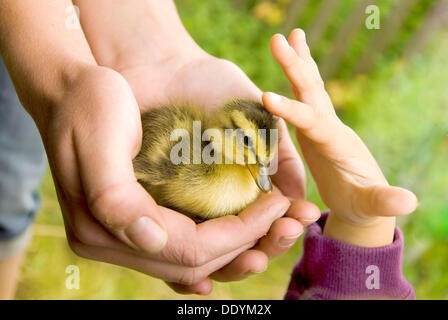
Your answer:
[133,99,278,221]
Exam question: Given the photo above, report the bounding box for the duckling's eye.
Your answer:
[243,136,251,147]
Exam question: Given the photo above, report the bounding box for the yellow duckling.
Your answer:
[133,99,278,221]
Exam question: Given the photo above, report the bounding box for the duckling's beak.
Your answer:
[247,163,272,193]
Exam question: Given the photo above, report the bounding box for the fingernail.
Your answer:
[253,265,268,274]
[125,216,167,253]
[302,218,319,223]
[266,92,282,105]
[278,234,302,247]
[244,266,267,277]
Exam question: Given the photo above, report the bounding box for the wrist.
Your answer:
[323,213,396,247]
[74,0,205,71]
[97,25,204,73]
[18,60,97,125]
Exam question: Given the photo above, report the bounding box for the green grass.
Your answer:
[15,1,448,299]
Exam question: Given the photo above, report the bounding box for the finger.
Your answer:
[270,33,312,97]
[271,119,307,199]
[210,202,320,271]
[288,28,311,61]
[212,205,315,278]
[166,278,213,295]
[285,199,321,227]
[210,250,268,282]
[358,184,418,217]
[253,217,303,258]
[251,200,320,258]
[67,228,256,286]
[264,92,343,146]
[288,29,326,93]
[263,92,315,130]
[191,193,290,264]
[288,28,321,77]
[271,33,333,112]
[74,79,167,254]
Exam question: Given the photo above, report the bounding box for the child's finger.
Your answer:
[270,33,333,113]
[288,29,322,79]
[271,32,322,93]
[263,92,340,146]
[270,34,312,95]
[263,92,314,130]
[358,185,418,218]
[288,28,311,61]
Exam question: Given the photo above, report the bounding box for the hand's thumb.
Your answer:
[358,184,418,217]
[86,181,168,254]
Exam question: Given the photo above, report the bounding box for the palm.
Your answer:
[121,55,259,111]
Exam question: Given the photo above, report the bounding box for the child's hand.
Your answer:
[262,29,418,247]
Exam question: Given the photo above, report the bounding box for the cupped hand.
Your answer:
[262,29,418,247]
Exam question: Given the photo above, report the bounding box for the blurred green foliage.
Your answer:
[178,0,287,94]
[16,0,448,299]
[179,0,436,80]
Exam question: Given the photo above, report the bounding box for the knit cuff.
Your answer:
[284,212,415,300]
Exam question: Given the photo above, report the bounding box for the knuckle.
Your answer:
[243,216,273,240]
[164,239,208,268]
[271,194,290,209]
[70,214,98,246]
[182,246,208,268]
[176,269,201,286]
[87,183,133,229]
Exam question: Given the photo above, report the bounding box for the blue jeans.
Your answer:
[0,57,46,258]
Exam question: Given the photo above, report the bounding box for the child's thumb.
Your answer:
[358,184,418,218]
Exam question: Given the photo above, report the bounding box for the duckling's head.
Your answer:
[209,99,278,193]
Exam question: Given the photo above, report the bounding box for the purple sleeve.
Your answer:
[284,213,415,300]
